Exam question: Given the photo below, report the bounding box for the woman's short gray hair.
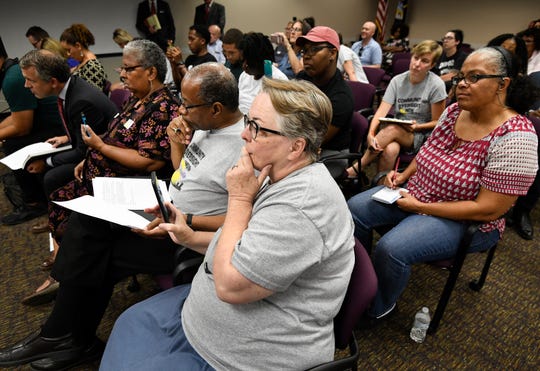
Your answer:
[123,39,167,83]
[261,78,332,162]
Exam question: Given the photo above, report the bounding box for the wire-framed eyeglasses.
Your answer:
[244,114,285,140]
[451,73,505,86]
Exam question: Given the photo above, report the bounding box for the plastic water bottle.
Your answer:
[410,307,430,343]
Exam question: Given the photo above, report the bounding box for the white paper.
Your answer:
[92,177,170,210]
[371,187,408,204]
[0,142,72,170]
[53,195,152,229]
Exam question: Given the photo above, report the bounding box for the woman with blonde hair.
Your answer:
[349,40,447,175]
[112,28,134,49]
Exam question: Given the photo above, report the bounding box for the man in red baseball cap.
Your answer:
[296,26,354,178]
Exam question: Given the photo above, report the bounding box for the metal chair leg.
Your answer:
[469,244,497,291]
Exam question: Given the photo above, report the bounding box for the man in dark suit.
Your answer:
[194,0,226,30]
[0,38,65,225]
[19,49,118,232]
[136,0,176,51]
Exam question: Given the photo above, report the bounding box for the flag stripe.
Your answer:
[376,0,388,41]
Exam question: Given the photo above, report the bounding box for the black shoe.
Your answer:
[0,331,76,367]
[30,338,105,371]
[356,303,397,330]
[1,205,47,225]
[514,210,534,240]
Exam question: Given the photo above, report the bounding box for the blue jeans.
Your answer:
[347,186,500,317]
[100,284,214,371]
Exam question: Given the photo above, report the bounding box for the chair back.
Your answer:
[392,58,410,76]
[109,88,131,111]
[363,67,386,87]
[391,52,411,64]
[346,81,376,112]
[349,111,369,154]
[334,237,377,349]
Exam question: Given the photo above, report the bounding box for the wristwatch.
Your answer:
[186,213,193,228]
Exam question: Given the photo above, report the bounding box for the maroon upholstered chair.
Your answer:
[109,88,131,111]
[307,237,377,371]
[345,80,377,118]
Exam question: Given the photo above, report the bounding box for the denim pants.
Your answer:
[347,186,500,317]
[100,284,215,371]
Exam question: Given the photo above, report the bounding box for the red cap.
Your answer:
[295,26,340,50]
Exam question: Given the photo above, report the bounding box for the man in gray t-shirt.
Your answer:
[0,63,245,371]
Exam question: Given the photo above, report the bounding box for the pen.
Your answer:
[81,112,91,137]
[392,157,400,186]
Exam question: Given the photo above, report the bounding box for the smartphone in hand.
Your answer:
[270,34,283,44]
[151,171,170,223]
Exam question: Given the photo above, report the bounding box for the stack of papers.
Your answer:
[53,177,170,229]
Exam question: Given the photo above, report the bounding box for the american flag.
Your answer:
[375,0,388,42]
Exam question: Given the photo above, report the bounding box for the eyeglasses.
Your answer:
[180,98,213,112]
[119,65,143,73]
[300,45,334,57]
[442,36,455,41]
[244,115,285,140]
[291,28,303,33]
[451,73,505,86]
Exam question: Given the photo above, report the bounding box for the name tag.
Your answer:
[123,119,134,129]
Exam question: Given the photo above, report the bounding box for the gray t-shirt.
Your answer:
[183,163,355,370]
[168,119,244,215]
[383,70,447,124]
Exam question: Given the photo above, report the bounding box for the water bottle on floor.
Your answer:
[410,306,430,343]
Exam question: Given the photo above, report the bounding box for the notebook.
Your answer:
[371,187,408,204]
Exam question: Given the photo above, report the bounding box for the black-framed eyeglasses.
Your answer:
[300,44,334,57]
[244,114,285,140]
[179,97,213,112]
[442,36,455,41]
[451,73,505,86]
[119,65,143,73]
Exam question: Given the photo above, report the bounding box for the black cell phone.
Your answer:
[150,171,170,223]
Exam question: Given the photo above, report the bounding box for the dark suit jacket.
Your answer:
[52,75,119,167]
[194,2,226,30]
[136,0,176,50]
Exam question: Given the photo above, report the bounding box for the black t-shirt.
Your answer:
[185,53,217,70]
[297,70,354,150]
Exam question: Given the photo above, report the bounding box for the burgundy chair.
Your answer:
[345,80,377,118]
[363,67,388,107]
[109,88,131,111]
[362,67,386,87]
[392,58,410,76]
[391,52,411,64]
[307,237,377,371]
[319,112,369,199]
[426,223,499,333]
